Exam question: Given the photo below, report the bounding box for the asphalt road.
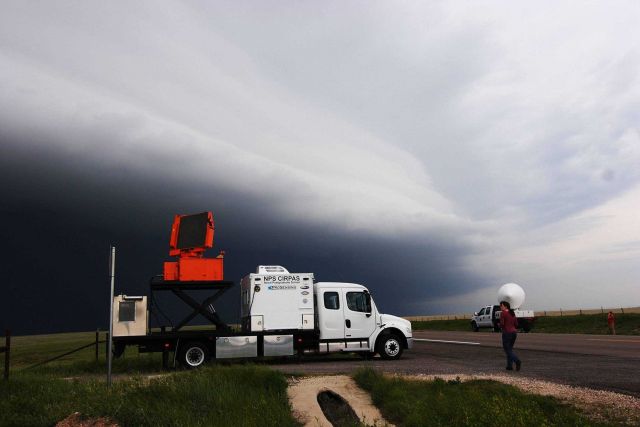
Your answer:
[269,331,640,397]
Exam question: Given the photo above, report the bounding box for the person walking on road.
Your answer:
[607,311,616,335]
[500,301,521,371]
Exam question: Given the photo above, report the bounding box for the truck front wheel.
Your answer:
[471,321,479,332]
[179,341,210,368]
[376,333,403,360]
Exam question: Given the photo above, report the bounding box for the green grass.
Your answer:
[354,368,616,427]
[534,313,640,335]
[411,313,640,335]
[8,331,103,368]
[0,365,299,427]
[6,330,173,376]
[2,331,299,426]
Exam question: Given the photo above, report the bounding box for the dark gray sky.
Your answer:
[1,1,639,334]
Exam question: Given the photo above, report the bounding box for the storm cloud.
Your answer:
[1,1,639,334]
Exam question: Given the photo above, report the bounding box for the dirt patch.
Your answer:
[404,373,640,426]
[288,375,391,426]
[56,412,118,427]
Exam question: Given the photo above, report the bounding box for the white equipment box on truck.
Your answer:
[241,266,315,331]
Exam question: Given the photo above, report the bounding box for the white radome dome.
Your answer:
[497,283,525,309]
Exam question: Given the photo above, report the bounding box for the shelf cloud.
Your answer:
[1,1,639,333]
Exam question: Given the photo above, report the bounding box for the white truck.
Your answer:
[470,283,535,332]
[470,305,535,332]
[112,265,413,368]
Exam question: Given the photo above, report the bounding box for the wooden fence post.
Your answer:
[3,330,10,380]
[95,329,99,361]
[105,332,110,358]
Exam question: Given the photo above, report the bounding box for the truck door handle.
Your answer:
[345,319,351,328]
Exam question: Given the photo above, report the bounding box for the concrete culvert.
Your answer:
[317,390,361,427]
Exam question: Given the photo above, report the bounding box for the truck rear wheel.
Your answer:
[179,341,210,368]
[376,333,403,360]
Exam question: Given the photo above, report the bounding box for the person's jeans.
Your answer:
[502,332,520,367]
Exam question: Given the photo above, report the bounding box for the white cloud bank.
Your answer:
[1,1,638,311]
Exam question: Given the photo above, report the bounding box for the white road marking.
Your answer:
[414,338,480,345]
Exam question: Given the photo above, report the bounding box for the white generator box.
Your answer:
[241,266,315,332]
[112,295,148,337]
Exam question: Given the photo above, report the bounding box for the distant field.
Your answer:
[8,331,103,369]
[412,312,640,335]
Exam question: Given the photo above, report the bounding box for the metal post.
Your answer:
[95,329,99,362]
[107,246,115,386]
[4,330,10,381]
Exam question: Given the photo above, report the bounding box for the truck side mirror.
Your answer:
[474,312,478,316]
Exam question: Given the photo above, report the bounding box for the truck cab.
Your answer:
[315,282,412,359]
[470,305,500,331]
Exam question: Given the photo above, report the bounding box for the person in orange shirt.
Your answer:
[607,311,616,335]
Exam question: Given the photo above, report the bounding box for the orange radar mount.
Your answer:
[162,211,225,281]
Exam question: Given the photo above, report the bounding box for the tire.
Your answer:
[178,341,210,368]
[376,333,403,360]
[471,321,479,332]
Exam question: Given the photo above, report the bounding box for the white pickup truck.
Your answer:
[470,305,535,332]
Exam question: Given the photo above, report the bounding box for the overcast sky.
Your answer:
[1,1,639,334]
